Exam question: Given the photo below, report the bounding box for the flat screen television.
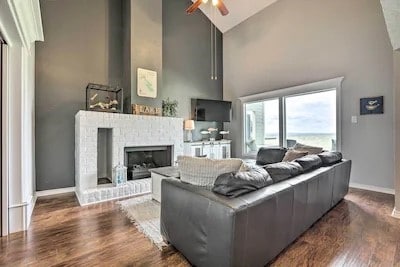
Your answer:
[192,99,232,122]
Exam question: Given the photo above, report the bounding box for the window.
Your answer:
[244,99,279,153]
[242,78,342,155]
[285,90,336,151]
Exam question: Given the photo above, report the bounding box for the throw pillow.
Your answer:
[318,151,343,166]
[294,155,323,172]
[212,166,273,198]
[178,156,243,188]
[264,162,303,183]
[293,143,323,155]
[256,147,288,165]
[282,149,309,162]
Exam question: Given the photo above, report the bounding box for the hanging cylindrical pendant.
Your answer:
[214,24,218,80]
[211,21,214,80]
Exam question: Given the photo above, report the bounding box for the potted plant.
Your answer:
[162,98,178,117]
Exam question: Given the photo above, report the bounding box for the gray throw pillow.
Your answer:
[213,166,273,198]
[318,151,343,166]
[264,162,303,183]
[256,147,287,165]
[294,155,323,172]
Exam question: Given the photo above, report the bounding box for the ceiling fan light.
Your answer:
[212,0,218,6]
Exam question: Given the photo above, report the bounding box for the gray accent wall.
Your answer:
[131,0,163,108]
[36,0,223,190]
[36,0,123,190]
[162,0,223,119]
[223,0,394,189]
[162,0,223,140]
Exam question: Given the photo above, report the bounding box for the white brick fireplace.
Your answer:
[75,110,184,205]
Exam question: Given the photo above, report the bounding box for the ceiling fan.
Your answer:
[186,0,229,16]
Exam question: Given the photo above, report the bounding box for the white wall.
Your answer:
[394,51,400,212]
[7,45,36,233]
[0,0,42,235]
[223,0,394,190]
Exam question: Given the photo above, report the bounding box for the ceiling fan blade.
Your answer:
[186,0,203,14]
[216,0,229,16]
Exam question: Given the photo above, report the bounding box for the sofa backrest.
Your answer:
[256,147,287,165]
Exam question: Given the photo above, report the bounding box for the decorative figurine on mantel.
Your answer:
[86,83,123,113]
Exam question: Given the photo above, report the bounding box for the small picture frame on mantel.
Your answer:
[360,96,384,115]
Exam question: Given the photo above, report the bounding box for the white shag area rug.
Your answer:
[117,194,168,250]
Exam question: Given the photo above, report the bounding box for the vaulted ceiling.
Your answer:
[193,0,278,33]
[380,0,400,51]
[194,0,400,49]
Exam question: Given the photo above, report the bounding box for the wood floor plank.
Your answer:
[0,188,399,266]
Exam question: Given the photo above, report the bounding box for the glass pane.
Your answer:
[285,90,336,151]
[244,99,279,153]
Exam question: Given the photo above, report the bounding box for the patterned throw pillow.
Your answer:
[177,156,243,188]
[282,150,309,162]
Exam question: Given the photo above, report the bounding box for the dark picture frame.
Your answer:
[360,96,384,115]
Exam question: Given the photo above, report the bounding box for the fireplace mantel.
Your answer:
[75,110,184,205]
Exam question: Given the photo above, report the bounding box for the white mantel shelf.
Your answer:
[75,110,184,205]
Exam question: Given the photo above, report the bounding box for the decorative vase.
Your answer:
[112,162,127,187]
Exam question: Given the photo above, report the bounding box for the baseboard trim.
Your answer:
[36,187,75,197]
[392,208,400,219]
[8,194,37,233]
[350,183,394,195]
[27,195,37,229]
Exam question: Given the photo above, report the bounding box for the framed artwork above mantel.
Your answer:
[137,68,157,98]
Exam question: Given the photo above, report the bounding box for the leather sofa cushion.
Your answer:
[318,151,343,166]
[264,162,303,183]
[256,147,287,165]
[178,156,243,188]
[213,166,273,198]
[293,143,323,155]
[294,155,322,172]
[282,149,309,162]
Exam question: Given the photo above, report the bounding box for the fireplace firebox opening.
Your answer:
[124,146,173,180]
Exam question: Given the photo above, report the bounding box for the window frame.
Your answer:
[239,77,343,157]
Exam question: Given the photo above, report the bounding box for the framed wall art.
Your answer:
[360,96,384,115]
[137,68,157,98]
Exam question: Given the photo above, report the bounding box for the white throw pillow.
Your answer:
[178,156,243,188]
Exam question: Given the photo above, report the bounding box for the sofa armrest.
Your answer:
[160,179,295,267]
[161,179,242,267]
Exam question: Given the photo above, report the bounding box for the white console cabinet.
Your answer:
[183,140,231,159]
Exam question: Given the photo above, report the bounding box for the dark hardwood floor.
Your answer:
[0,188,399,266]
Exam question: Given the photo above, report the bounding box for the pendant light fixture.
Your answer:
[211,8,218,80]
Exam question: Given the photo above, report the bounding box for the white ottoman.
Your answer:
[150,166,180,202]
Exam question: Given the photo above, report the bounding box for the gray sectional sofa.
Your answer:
[160,150,351,267]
